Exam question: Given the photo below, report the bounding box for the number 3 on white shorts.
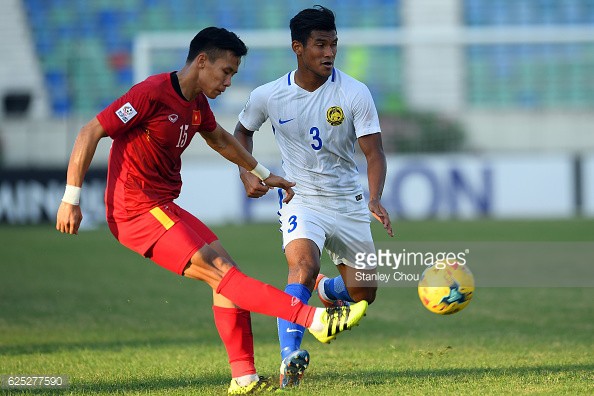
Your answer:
[287,215,298,233]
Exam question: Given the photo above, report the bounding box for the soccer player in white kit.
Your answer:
[234,5,393,389]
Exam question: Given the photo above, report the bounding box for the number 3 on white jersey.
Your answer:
[309,127,322,150]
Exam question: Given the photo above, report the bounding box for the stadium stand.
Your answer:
[464,0,594,26]
[6,0,591,161]
[22,0,402,117]
[20,0,594,117]
[464,0,594,108]
[0,0,49,119]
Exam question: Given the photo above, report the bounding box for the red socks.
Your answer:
[216,267,316,328]
[212,306,255,378]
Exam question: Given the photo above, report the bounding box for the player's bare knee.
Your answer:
[184,251,236,288]
[191,246,235,273]
[287,257,320,288]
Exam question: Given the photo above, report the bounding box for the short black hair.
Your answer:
[186,27,248,63]
[290,5,336,45]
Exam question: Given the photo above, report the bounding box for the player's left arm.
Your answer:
[199,124,295,202]
[358,133,393,237]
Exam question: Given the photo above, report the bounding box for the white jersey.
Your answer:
[239,68,381,197]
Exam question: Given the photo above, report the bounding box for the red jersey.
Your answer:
[97,72,217,221]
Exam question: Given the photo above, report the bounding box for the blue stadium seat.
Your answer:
[45,70,71,115]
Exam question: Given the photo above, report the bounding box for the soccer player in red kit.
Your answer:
[55,27,368,394]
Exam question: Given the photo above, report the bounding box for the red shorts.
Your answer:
[107,202,218,275]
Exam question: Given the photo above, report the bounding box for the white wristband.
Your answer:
[62,185,81,205]
[249,163,271,181]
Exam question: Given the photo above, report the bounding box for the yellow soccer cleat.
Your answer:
[227,376,277,395]
[309,300,368,344]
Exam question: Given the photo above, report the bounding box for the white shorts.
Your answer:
[277,191,376,269]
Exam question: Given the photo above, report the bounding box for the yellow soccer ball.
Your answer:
[418,261,475,315]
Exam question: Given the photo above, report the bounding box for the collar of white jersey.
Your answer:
[287,68,336,86]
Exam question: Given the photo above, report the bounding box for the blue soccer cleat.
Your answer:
[279,349,310,388]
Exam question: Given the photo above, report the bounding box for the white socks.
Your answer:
[308,308,325,332]
[317,277,331,302]
[234,373,259,387]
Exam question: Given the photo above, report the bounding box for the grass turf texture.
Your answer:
[1,219,593,395]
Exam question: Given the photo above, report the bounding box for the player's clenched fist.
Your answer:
[239,170,271,199]
[56,202,83,235]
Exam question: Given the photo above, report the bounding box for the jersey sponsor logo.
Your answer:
[326,106,344,126]
[115,102,137,124]
[168,114,179,123]
[290,296,300,306]
[278,117,295,125]
[192,110,201,125]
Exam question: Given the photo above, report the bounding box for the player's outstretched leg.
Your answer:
[227,375,277,395]
[197,265,368,344]
[279,349,310,388]
[308,300,368,344]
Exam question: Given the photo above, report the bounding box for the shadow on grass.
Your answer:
[1,375,228,394]
[71,374,227,393]
[309,363,594,385]
[5,364,592,394]
[0,336,215,356]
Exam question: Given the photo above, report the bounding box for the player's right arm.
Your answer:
[234,122,270,198]
[200,123,294,203]
[56,117,107,235]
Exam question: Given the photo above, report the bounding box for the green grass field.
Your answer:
[1,220,593,395]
